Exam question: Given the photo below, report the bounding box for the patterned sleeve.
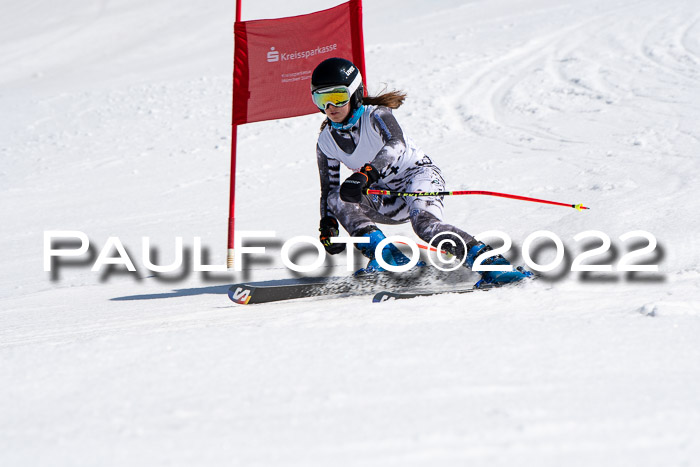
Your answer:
[368,106,407,179]
[316,143,341,219]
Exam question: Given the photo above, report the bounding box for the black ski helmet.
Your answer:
[311,57,364,114]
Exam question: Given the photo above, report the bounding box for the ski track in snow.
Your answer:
[1,0,700,465]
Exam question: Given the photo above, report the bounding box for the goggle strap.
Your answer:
[347,72,362,94]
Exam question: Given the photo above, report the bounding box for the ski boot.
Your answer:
[466,242,533,287]
[354,229,424,276]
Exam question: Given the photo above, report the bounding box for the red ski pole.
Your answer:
[364,189,590,211]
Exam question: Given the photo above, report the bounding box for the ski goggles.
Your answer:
[311,74,362,110]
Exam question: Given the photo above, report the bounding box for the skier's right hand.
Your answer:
[319,216,346,255]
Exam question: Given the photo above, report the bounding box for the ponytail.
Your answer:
[363,89,406,109]
[319,89,407,131]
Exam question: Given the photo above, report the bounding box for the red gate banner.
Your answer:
[233,0,366,125]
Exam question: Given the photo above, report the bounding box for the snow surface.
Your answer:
[2,0,700,465]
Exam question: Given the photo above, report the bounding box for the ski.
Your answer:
[228,271,431,305]
[228,269,527,305]
[372,284,497,302]
[372,272,537,303]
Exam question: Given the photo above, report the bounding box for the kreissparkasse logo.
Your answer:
[267,47,280,62]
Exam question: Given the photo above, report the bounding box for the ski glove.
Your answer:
[339,164,380,203]
[319,216,345,255]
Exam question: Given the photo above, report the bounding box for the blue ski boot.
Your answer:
[466,242,533,287]
[355,229,423,276]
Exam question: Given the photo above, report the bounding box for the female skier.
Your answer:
[311,57,530,285]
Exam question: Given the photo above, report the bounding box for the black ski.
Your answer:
[372,273,538,302]
[227,268,514,305]
[228,272,431,305]
[372,284,497,302]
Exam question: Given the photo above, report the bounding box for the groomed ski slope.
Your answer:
[2,0,700,465]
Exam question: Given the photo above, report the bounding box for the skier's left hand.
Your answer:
[340,164,379,203]
[319,216,346,255]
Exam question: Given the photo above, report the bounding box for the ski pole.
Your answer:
[364,189,589,211]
